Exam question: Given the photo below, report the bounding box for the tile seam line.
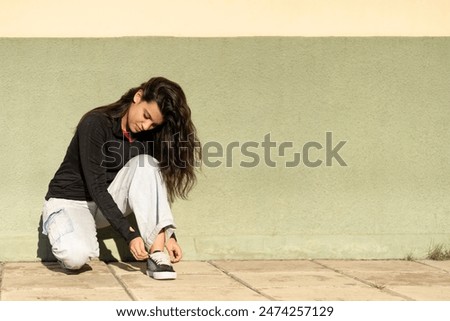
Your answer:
[207,261,275,301]
[106,263,138,301]
[414,260,450,274]
[311,260,415,301]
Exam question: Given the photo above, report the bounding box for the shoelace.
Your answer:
[150,252,171,265]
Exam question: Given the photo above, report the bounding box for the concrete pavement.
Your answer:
[1,259,450,301]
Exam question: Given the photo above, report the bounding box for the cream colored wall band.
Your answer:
[0,0,449,37]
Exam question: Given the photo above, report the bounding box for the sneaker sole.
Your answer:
[146,270,177,280]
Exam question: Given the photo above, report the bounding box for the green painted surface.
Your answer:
[1,37,449,261]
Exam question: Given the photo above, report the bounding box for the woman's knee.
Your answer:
[51,236,98,270]
[128,154,159,171]
[59,255,89,270]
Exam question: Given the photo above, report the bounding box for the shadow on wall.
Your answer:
[36,214,138,263]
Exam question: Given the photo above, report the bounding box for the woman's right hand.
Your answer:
[129,236,149,261]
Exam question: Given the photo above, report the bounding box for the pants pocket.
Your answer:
[45,209,74,245]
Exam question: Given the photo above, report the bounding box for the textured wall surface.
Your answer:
[0,37,449,261]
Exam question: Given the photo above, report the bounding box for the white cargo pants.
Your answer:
[41,155,176,270]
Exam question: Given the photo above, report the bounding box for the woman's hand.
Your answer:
[129,237,149,261]
[165,237,183,263]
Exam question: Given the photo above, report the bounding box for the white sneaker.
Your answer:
[146,251,177,280]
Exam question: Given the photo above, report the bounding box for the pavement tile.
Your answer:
[1,261,130,301]
[213,260,406,301]
[229,271,363,288]
[212,260,366,288]
[1,288,131,301]
[314,260,450,300]
[211,260,327,273]
[315,260,439,272]
[315,260,450,287]
[2,260,449,301]
[418,260,450,273]
[343,271,450,287]
[108,261,223,276]
[109,262,267,301]
[227,270,406,300]
[131,286,268,301]
[258,286,404,301]
[118,272,247,289]
[388,286,450,300]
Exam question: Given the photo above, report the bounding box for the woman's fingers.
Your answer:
[130,237,149,261]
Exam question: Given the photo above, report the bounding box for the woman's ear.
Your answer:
[133,90,143,104]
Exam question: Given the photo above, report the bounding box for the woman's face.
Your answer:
[122,90,164,133]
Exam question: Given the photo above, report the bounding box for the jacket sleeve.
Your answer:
[77,114,140,243]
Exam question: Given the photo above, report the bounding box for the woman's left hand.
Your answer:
[165,238,183,263]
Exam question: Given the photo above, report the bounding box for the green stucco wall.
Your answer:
[1,37,449,261]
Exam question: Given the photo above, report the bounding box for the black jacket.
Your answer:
[45,112,150,243]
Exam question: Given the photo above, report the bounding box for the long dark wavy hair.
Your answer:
[82,76,201,203]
